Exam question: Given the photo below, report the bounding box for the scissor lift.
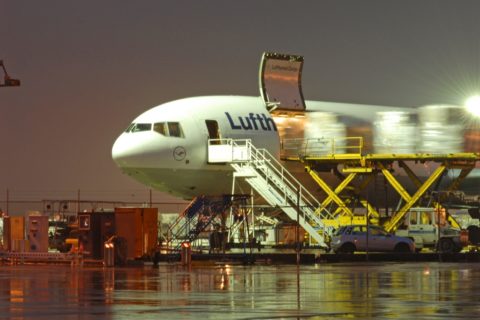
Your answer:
[282,137,480,232]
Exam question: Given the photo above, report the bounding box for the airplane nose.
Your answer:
[112,131,168,168]
[112,133,142,167]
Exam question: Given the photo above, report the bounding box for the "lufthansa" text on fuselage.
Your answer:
[225,112,277,131]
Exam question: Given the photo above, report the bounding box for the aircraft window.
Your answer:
[125,123,135,132]
[154,122,167,135]
[127,123,152,133]
[167,122,184,138]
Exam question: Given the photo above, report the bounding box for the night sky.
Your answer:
[1,1,480,204]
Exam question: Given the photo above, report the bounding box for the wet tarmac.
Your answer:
[1,262,480,319]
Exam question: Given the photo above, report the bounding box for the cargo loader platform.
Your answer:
[282,137,480,232]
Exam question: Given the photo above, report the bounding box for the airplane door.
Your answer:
[205,120,221,144]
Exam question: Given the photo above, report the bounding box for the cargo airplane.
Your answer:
[112,53,479,200]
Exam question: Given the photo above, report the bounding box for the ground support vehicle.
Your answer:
[395,208,468,253]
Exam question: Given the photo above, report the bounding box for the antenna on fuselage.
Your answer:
[259,52,305,116]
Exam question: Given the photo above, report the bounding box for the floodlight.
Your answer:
[465,95,480,117]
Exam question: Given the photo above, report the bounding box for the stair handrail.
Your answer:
[227,139,335,221]
[167,196,203,235]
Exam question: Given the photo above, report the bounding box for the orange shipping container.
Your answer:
[115,207,158,259]
[2,216,25,251]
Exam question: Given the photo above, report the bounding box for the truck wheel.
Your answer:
[438,238,454,253]
[339,243,355,254]
[467,226,480,245]
[394,243,411,253]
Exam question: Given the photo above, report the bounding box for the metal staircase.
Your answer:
[167,194,251,251]
[208,139,336,248]
[167,195,231,251]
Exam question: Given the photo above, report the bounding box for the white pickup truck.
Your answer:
[395,208,468,253]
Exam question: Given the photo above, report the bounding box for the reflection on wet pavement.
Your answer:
[1,262,480,319]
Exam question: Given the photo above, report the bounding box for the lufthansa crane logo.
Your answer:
[173,146,186,161]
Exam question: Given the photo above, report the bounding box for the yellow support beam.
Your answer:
[360,200,380,220]
[333,203,348,216]
[291,150,480,163]
[329,191,380,219]
[321,173,357,208]
[305,166,355,217]
[313,168,380,220]
[342,167,372,173]
[329,198,380,220]
[378,163,412,203]
[384,164,447,232]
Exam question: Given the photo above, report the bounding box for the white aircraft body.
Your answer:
[112,95,408,199]
[112,52,479,201]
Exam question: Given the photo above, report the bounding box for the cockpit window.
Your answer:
[153,121,184,138]
[168,122,183,137]
[153,122,167,135]
[125,123,135,132]
[125,123,152,133]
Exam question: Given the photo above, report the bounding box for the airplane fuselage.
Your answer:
[112,95,480,200]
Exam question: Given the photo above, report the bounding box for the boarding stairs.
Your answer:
[208,139,336,248]
[167,195,233,251]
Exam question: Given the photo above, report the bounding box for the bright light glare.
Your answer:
[465,95,480,117]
